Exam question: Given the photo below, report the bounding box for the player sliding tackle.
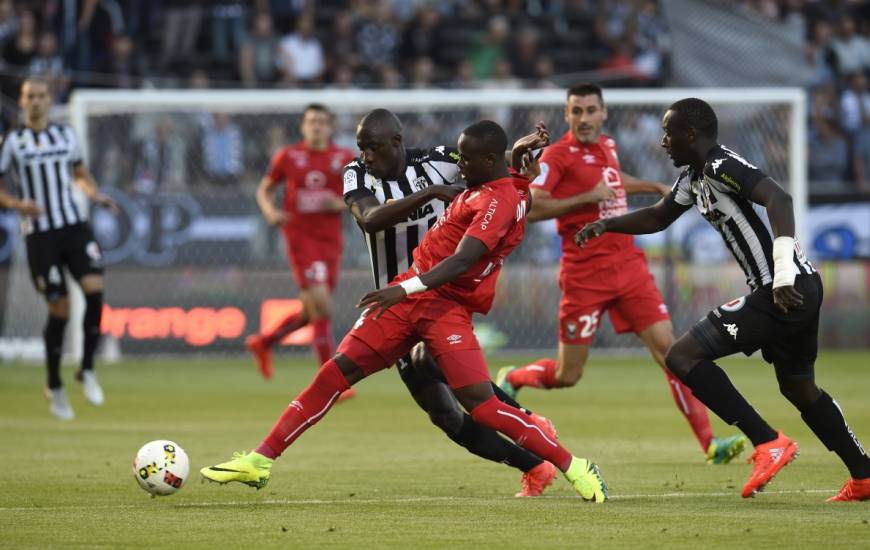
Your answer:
[576,98,870,502]
[202,120,608,503]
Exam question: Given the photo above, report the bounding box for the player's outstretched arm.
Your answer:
[73,164,118,213]
[621,172,671,196]
[255,175,289,226]
[348,185,462,233]
[748,177,803,312]
[574,196,686,247]
[357,235,488,318]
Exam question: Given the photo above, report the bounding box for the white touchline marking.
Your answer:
[0,489,838,512]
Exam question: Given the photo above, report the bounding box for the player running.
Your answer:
[496,83,746,464]
[342,109,558,497]
[244,104,355,398]
[202,120,608,503]
[0,78,117,420]
[576,97,870,501]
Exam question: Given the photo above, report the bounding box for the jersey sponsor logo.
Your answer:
[724,323,739,339]
[407,203,435,221]
[719,172,741,192]
[449,151,460,162]
[720,296,746,312]
[446,334,462,345]
[304,170,327,189]
[480,198,498,230]
[412,176,428,192]
[582,153,596,164]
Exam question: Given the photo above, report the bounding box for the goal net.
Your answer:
[0,88,807,359]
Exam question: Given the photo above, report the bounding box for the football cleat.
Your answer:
[741,431,798,498]
[495,366,518,400]
[564,457,607,503]
[706,434,748,465]
[200,451,273,489]
[45,387,75,421]
[76,369,104,406]
[516,461,557,497]
[245,335,274,380]
[826,477,870,502]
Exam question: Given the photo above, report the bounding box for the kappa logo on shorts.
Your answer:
[48,266,62,285]
[720,297,746,312]
[446,334,463,345]
[724,323,739,339]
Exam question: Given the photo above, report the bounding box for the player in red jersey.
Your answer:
[496,84,746,464]
[202,120,609,502]
[245,104,356,388]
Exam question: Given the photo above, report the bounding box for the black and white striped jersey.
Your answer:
[0,124,86,235]
[668,144,815,290]
[343,146,462,289]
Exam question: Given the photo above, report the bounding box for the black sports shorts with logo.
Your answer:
[25,222,104,301]
[691,273,823,380]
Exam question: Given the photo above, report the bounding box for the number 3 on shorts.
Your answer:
[578,311,600,339]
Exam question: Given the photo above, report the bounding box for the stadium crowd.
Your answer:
[0,0,867,193]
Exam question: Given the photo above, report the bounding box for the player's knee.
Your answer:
[664,346,691,380]
[428,408,464,437]
[47,297,70,319]
[778,378,821,409]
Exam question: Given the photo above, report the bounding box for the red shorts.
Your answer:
[336,292,490,389]
[559,250,670,345]
[284,232,341,291]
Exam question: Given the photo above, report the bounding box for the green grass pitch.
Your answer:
[1,351,868,548]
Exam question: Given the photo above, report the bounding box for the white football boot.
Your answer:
[46,387,75,420]
[78,370,105,406]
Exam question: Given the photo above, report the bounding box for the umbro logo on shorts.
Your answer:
[446,334,462,345]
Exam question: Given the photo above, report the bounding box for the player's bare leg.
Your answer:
[76,274,105,406]
[44,296,73,420]
[637,320,744,462]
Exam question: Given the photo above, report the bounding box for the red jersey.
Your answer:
[532,131,637,265]
[267,142,355,244]
[404,174,530,314]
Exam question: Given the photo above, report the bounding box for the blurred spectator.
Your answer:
[0,0,17,48]
[400,6,443,66]
[510,26,541,80]
[210,1,248,63]
[28,31,68,100]
[355,2,401,69]
[809,118,849,189]
[94,34,142,89]
[379,63,403,88]
[159,1,204,71]
[326,11,359,71]
[53,0,119,72]
[238,12,280,87]
[409,56,436,88]
[852,126,870,193]
[807,20,838,87]
[634,0,669,83]
[840,72,870,135]
[830,15,870,75]
[529,57,558,89]
[188,68,211,89]
[278,13,324,85]
[327,63,356,89]
[599,38,647,85]
[810,83,839,129]
[132,117,188,194]
[2,9,36,71]
[450,59,476,88]
[468,14,509,80]
[201,112,243,186]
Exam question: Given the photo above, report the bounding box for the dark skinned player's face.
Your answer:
[661,109,694,168]
[456,133,495,187]
[356,125,401,179]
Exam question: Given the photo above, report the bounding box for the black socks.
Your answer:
[81,292,103,371]
[801,391,870,479]
[44,315,67,389]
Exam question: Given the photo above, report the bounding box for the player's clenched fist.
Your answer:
[589,179,616,202]
[574,220,606,248]
[357,285,407,318]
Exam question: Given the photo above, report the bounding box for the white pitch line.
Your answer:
[0,489,838,512]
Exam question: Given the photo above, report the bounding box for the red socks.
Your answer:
[256,359,350,459]
[664,369,713,451]
[471,395,573,472]
[263,310,307,347]
[312,319,334,364]
[507,358,558,389]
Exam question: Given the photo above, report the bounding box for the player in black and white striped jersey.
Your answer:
[576,98,869,501]
[342,109,560,496]
[0,78,117,421]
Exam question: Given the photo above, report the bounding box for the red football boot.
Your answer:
[742,431,799,498]
[516,461,557,497]
[245,335,273,380]
[827,477,870,502]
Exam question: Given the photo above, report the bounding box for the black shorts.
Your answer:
[691,273,823,380]
[25,223,104,301]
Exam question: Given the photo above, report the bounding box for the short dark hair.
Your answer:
[303,103,333,119]
[462,120,508,154]
[669,98,718,138]
[567,82,604,103]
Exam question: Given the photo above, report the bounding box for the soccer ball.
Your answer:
[133,440,190,496]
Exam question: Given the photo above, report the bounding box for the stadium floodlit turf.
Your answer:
[1,351,868,548]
